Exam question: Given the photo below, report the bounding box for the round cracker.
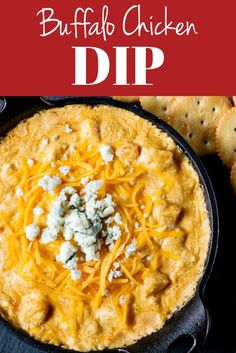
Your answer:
[230,161,236,194]
[215,107,236,167]
[139,96,178,122]
[167,96,232,156]
[112,96,139,103]
[232,96,236,106]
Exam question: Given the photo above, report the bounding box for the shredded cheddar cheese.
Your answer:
[3,140,183,325]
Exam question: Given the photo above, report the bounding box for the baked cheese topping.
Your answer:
[0,105,211,352]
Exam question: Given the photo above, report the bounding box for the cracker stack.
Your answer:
[140,96,232,156]
[112,96,236,194]
[215,106,236,193]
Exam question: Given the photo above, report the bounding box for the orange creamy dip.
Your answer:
[0,105,210,351]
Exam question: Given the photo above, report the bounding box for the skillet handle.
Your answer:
[0,97,6,114]
[165,293,210,353]
[40,96,112,107]
[120,294,209,353]
[0,97,44,119]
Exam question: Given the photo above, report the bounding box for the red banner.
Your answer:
[0,0,235,95]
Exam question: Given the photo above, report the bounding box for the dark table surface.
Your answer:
[0,97,235,353]
[201,156,236,353]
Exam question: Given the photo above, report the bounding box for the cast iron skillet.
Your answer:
[0,96,219,353]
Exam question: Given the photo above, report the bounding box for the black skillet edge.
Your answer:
[0,96,219,353]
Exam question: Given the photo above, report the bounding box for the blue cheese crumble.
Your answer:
[38,175,62,193]
[56,241,81,280]
[16,188,23,197]
[42,138,49,146]
[30,177,124,281]
[80,176,89,185]
[108,262,122,282]
[69,145,75,152]
[27,158,34,167]
[58,165,70,176]
[65,124,72,134]
[99,144,114,163]
[25,223,40,241]
[33,206,44,216]
[56,241,77,263]
[125,240,137,258]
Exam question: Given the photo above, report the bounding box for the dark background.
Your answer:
[0,97,235,353]
[201,156,236,353]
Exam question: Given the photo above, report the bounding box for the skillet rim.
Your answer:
[0,96,219,353]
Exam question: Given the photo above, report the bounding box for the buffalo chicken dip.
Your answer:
[0,104,210,351]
